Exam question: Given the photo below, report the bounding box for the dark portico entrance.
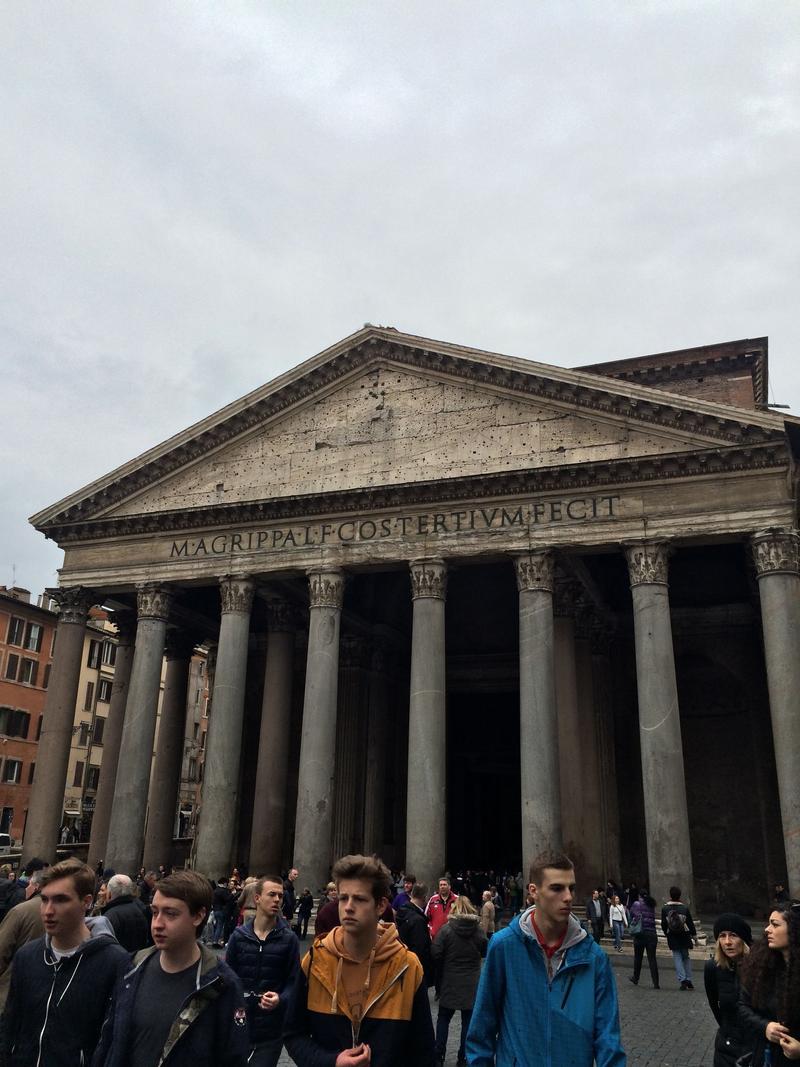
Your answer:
[447,690,521,872]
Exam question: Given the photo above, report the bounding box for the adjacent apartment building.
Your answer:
[0,586,57,842]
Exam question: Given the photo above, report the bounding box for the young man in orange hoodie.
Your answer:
[283,854,435,1067]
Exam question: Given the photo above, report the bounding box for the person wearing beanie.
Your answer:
[703,913,752,1067]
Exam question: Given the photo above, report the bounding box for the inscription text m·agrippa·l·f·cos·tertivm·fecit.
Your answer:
[168,494,621,559]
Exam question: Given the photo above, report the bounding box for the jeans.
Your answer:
[248,1038,283,1067]
[435,1005,472,1062]
[671,947,693,983]
[612,919,624,950]
[209,909,225,944]
[632,932,659,986]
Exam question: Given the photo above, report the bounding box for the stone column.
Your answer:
[194,575,255,878]
[249,599,296,874]
[590,622,621,883]
[405,558,447,892]
[88,612,135,868]
[752,529,800,895]
[574,609,604,890]
[363,641,391,856]
[625,541,693,903]
[143,632,195,871]
[515,552,561,880]
[23,587,94,863]
[554,585,583,869]
[292,569,345,894]
[105,584,173,876]
[332,635,369,857]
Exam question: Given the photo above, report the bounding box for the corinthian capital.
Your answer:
[409,558,447,601]
[514,551,554,594]
[45,586,94,625]
[136,583,174,621]
[307,569,345,610]
[624,541,670,587]
[751,528,800,578]
[219,574,255,615]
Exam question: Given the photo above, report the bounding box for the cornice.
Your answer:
[32,334,784,534]
[40,440,790,545]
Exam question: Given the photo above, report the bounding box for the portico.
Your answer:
[26,328,800,908]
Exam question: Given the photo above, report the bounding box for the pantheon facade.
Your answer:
[26,327,800,909]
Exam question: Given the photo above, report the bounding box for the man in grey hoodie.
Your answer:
[1,858,128,1067]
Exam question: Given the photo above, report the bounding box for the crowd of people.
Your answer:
[0,852,797,1065]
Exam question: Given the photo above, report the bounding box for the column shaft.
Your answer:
[88,617,135,868]
[249,601,295,874]
[293,570,344,894]
[363,644,390,856]
[752,530,800,895]
[405,559,447,892]
[105,584,173,875]
[143,639,194,871]
[516,553,561,880]
[23,588,93,863]
[574,633,604,889]
[626,542,693,903]
[590,633,621,883]
[555,612,583,863]
[194,576,255,878]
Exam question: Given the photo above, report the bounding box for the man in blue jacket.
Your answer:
[466,851,625,1067]
[225,875,300,1066]
[93,869,249,1067]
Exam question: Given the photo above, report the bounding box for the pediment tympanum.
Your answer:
[98,363,740,518]
[31,327,785,537]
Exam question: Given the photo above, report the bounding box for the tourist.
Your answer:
[628,891,660,989]
[296,887,314,938]
[739,902,800,1063]
[282,867,298,923]
[466,851,625,1066]
[432,895,487,1066]
[226,875,300,1067]
[102,873,152,952]
[703,913,751,1067]
[0,868,46,1012]
[94,869,249,1066]
[661,885,697,989]
[314,882,339,937]
[283,853,435,1065]
[608,895,628,952]
[237,875,259,926]
[2,859,128,1065]
[425,877,456,940]
[391,875,416,911]
[396,883,435,987]
[479,889,496,938]
[585,887,607,944]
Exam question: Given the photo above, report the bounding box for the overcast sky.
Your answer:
[3,1,799,599]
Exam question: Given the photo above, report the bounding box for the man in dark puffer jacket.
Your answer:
[226,875,299,1067]
[102,874,152,953]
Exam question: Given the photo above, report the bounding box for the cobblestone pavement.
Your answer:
[275,954,718,1065]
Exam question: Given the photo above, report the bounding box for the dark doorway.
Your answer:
[446,690,521,873]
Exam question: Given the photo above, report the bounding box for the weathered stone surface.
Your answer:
[106,365,728,518]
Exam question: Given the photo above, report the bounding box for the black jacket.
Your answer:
[431,914,487,1011]
[2,917,129,1067]
[661,901,696,951]
[0,882,24,925]
[224,917,299,1043]
[704,960,748,1067]
[739,971,792,1066]
[93,943,248,1067]
[282,879,297,922]
[102,894,152,953]
[396,903,434,987]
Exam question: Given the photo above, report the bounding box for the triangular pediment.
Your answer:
[31,326,786,534]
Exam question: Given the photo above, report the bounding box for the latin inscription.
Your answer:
[169,494,621,559]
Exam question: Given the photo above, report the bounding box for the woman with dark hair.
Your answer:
[628,891,660,989]
[739,902,800,1063]
[703,913,752,1067]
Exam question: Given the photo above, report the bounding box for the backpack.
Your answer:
[666,907,687,934]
